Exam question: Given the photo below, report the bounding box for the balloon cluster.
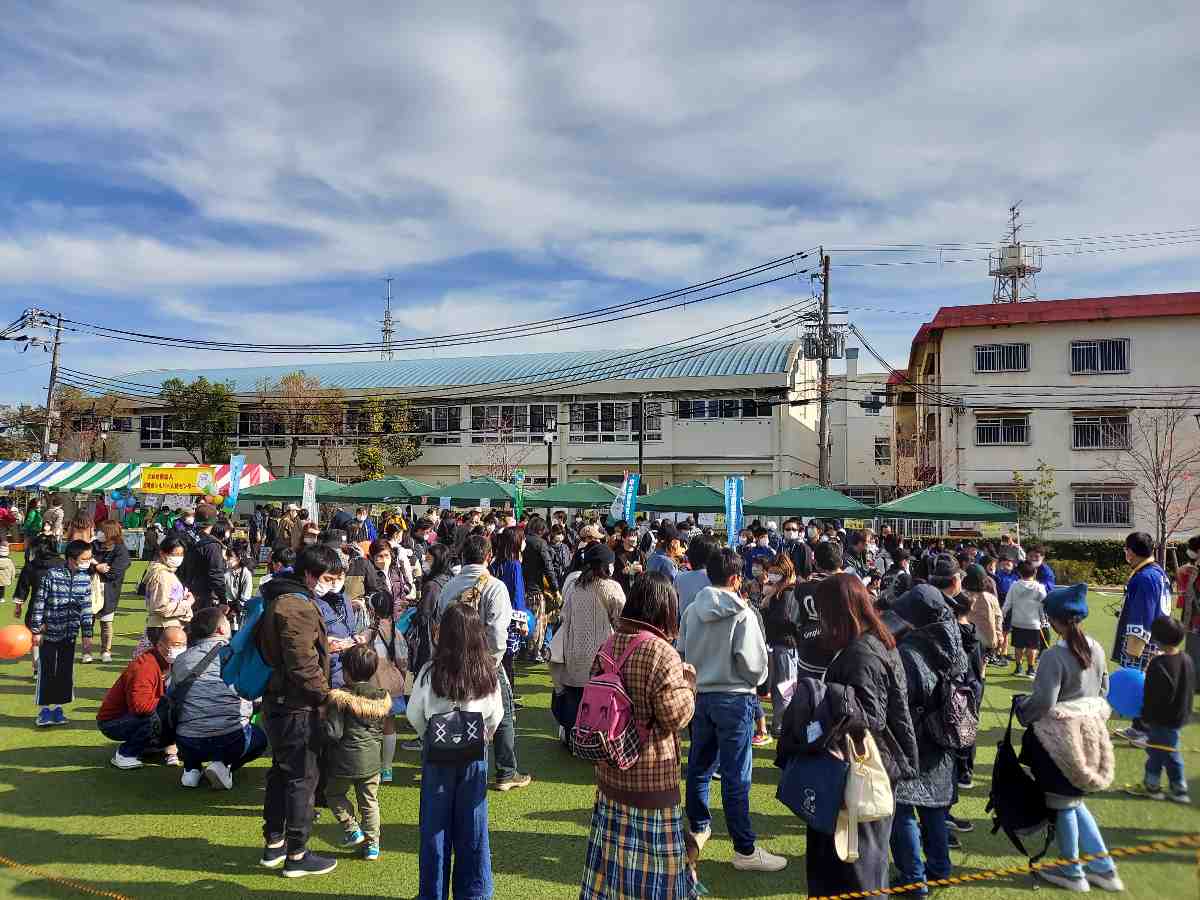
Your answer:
[109,487,135,514]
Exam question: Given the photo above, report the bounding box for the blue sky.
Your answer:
[3,1,1200,402]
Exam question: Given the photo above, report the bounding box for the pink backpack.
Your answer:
[571,632,654,770]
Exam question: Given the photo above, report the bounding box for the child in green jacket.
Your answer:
[322,644,392,860]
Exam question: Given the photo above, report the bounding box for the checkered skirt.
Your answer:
[579,791,696,900]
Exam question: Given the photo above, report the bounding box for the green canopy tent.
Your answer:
[744,484,876,519]
[432,476,519,508]
[875,484,1018,523]
[325,476,437,504]
[524,478,619,510]
[237,474,346,502]
[638,480,726,514]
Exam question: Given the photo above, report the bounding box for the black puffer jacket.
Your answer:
[182,531,228,611]
[822,631,919,785]
[522,534,560,593]
[93,540,131,617]
[892,584,969,807]
[763,585,803,649]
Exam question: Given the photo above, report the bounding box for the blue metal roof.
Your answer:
[120,341,798,393]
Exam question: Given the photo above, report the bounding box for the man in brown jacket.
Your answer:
[256,544,339,878]
[276,504,300,551]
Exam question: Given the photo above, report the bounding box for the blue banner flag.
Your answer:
[724,476,744,546]
[227,454,246,509]
[612,473,640,524]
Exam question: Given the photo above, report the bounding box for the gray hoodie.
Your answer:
[171,636,253,740]
[435,563,512,666]
[679,585,768,694]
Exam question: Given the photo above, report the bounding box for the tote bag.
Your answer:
[835,731,894,862]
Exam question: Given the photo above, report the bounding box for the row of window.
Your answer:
[974,338,1130,374]
[974,412,1132,449]
[677,398,772,420]
[977,487,1133,528]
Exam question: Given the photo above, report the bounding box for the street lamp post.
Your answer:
[543,417,557,510]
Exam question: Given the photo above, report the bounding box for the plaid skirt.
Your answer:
[580,791,696,900]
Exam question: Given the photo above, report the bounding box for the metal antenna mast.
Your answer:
[989,203,1042,303]
[381,276,395,360]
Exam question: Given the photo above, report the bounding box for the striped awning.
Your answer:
[0,460,274,494]
[0,461,140,492]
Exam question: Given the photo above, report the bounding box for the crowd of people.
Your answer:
[5,494,1198,897]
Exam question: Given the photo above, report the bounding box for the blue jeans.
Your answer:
[176,724,268,772]
[685,692,756,855]
[890,804,950,889]
[1055,803,1115,879]
[1145,725,1186,794]
[98,713,160,758]
[419,758,492,900]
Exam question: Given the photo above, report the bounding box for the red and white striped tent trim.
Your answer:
[142,463,274,495]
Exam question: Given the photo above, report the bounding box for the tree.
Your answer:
[479,413,533,482]
[0,404,44,459]
[1012,459,1062,542]
[1113,404,1200,564]
[158,377,238,464]
[54,388,128,462]
[353,395,422,479]
[255,372,349,478]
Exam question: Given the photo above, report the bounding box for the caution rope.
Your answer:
[807,832,1200,900]
[0,853,134,900]
[1112,729,1200,753]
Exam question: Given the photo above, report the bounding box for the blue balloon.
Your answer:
[1108,666,1145,718]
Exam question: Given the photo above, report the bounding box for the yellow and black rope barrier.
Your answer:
[807,832,1200,900]
[0,852,135,900]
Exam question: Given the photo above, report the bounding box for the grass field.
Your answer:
[0,559,1195,899]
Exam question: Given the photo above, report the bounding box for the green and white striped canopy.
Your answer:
[0,460,140,492]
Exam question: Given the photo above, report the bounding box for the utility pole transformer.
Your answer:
[41,313,63,460]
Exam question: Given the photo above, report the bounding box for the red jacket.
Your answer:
[97,650,169,722]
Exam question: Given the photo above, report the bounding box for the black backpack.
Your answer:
[986,697,1054,862]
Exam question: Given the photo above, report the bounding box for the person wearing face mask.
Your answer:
[646,523,684,580]
[744,527,776,581]
[98,625,187,769]
[178,504,229,614]
[549,543,625,750]
[92,519,132,664]
[0,538,14,604]
[140,535,195,660]
[312,556,361,691]
[256,544,340,878]
[613,528,647,597]
[173,607,269,789]
[761,555,802,737]
[30,539,96,727]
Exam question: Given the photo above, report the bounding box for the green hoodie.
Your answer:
[322,682,392,779]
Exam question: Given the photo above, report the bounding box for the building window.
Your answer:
[863,392,882,415]
[468,403,555,444]
[237,410,286,448]
[111,416,133,433]
[410,406,462,445]
[1071,339,1129,375]
[873,437,891,466]
[678,397,771,419]
[976,414,1030,446]
[568,401,662,443]
[1073,488,1132,527]
[976,488,1029,518]
[974,343,1029,373]
[139,415,175,450]
[844,486,879,505]
[1072,414,1130,450]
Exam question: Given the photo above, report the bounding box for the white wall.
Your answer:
[830,350,894,499]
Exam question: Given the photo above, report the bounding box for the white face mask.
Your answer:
[356,515,367,522]
[767,573,783,584]
[1188,548,1198,561]
[757,538,770,548]
[784,530,799,540]
[165,555,184,569]
[76,560,92,572]
[165,647,185,663]
[820,535,829,543]
[302,536,317,546]
[184,517,195,526]
[751,566,764,578]
[312,581,333,598]
[0,548,8,557]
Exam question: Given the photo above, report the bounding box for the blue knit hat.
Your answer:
[1044,583,1088,621]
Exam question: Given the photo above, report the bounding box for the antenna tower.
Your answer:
[381,276,395,360]
[988,203,1042,303]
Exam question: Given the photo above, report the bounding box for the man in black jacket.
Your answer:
[181,503,229,613]
[522,516,560,661]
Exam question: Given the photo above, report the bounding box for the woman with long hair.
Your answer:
[1017,585,1123,892]
[761,554,801,737]
[92,518,131,663]
[360,538,407,783]
[805,573,918,898]
[490,526,528,691]
[407,603,502,900]
[579,572,697,900]
[550,543,625,748]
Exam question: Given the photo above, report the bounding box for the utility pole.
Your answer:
[817,251,831,486]
[41,313,63,461]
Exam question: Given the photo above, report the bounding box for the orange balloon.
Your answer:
[0,624,33,660]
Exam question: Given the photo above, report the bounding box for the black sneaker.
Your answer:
[957,774,974,789]
[947,832,962,850]
[947,815,974,833]
[282,852,337,878]
[259,844,286,869]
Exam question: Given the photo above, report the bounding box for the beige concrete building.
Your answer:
[97,341,823,500]
[829,348,894,506]
[889,291,1200,539]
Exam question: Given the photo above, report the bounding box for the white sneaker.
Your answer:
[732,846,788,872]
[1036,869,1090,892]
[81,653,94,664]
[1086,870,1125,892]
[688,826,712,857]
[180,769,202,788]
[204,760,234,790]
[101,651,113,664]
[110,751,143,770]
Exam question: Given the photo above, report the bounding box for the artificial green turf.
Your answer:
[0,559,1195,899]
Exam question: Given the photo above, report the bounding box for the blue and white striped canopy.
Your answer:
[0,460,140,492]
